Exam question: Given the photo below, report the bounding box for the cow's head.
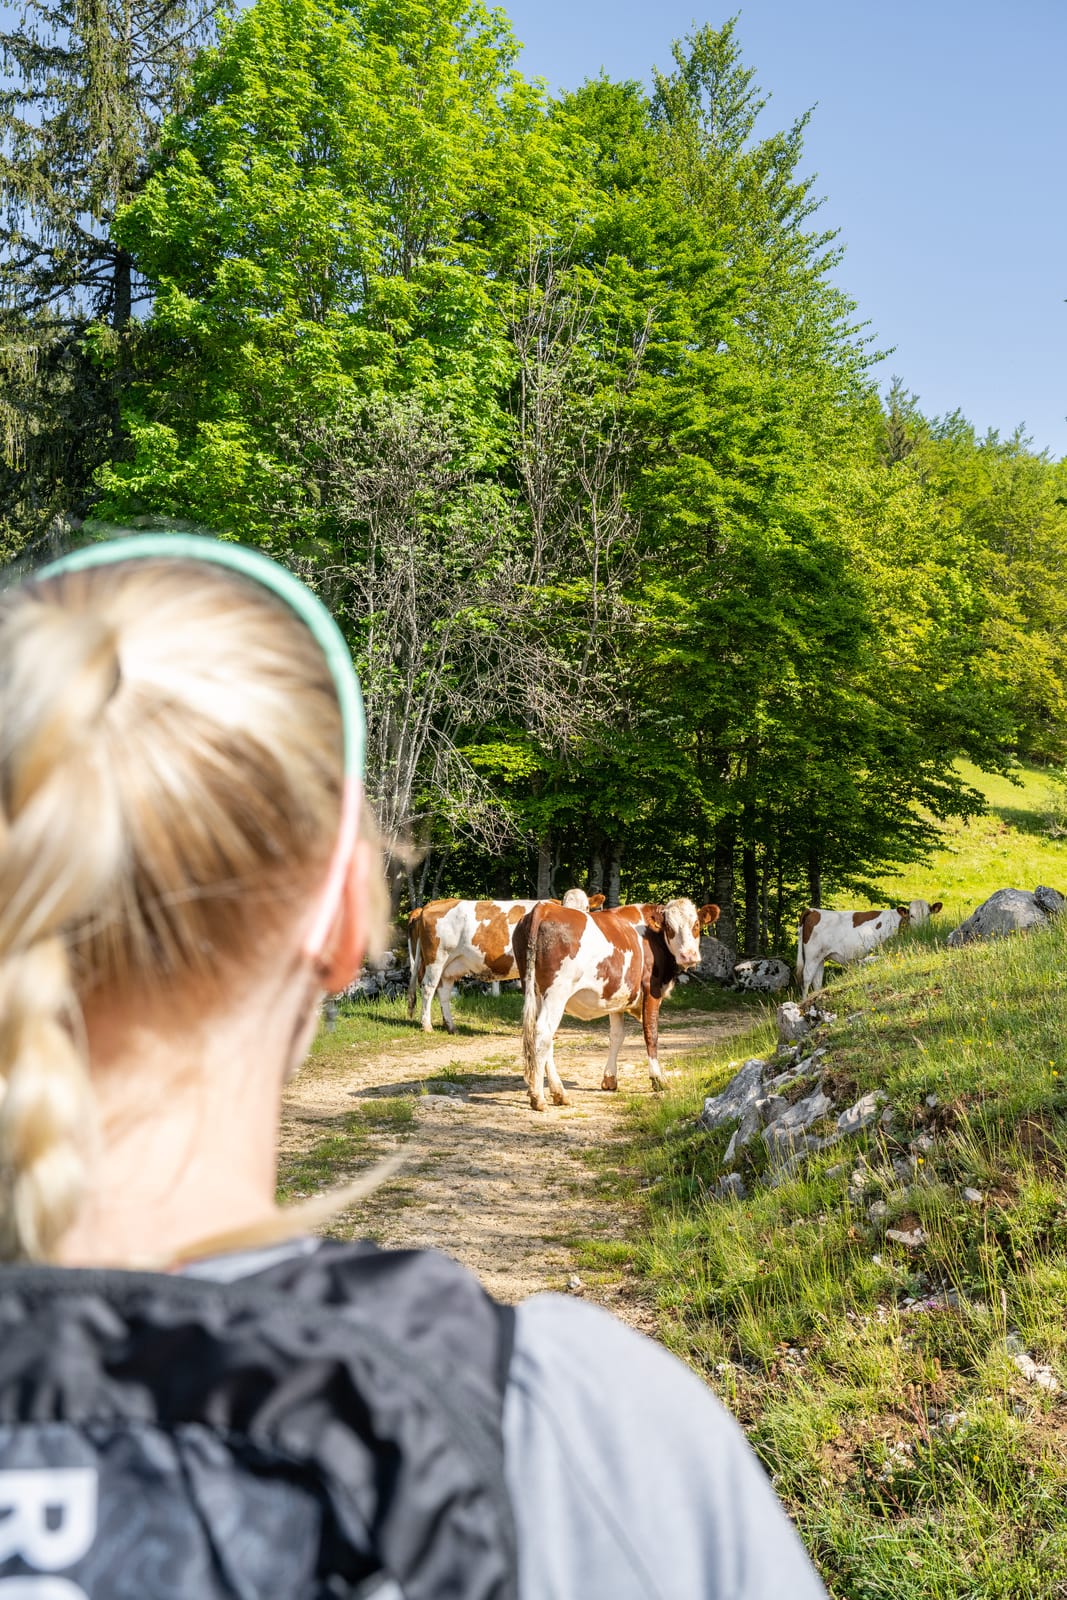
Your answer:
[908,899,943,925]
[658,897,716,968]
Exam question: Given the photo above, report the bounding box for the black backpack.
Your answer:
[0,1241,518,1599]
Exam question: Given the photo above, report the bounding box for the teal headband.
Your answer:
[37,530,366,959]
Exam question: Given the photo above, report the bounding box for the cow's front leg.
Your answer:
[601,1010,626,1091]
[642,994,665,1088]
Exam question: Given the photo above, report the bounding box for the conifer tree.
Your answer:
[0,0,225,541]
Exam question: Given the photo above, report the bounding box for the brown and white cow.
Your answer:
[407,892,604,1032]
[513,899,719,1111]
[795,900,942,997]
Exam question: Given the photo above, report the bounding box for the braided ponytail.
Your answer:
[0,600,124,1260]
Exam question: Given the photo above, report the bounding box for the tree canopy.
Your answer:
[3,0,1064,936]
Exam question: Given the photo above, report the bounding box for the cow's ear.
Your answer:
[589,893,605,909]
[930,901,943,915]
[698,903,720,927]
[645,907,664,932]
[896,905,910,920]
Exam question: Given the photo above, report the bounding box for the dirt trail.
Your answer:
[280,1008,747,1315]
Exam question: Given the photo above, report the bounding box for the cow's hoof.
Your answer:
[600,1075,618,1092]
[650,1076,666,1092]
[529,1095,547,1112]
[551,1088,571,1106]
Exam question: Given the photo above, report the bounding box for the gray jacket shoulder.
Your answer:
[504,1294,828,1600]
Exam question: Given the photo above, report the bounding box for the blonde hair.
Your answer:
[0,557,385,1263]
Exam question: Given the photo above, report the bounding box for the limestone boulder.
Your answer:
[732,957,792,994]
[947,887,1052,947]
[700,1059,766,1131]
[693,934,736,984]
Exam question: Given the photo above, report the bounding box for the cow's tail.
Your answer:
[795,909,810,986]
[520,904,549,1087]
[406,908,423,1018]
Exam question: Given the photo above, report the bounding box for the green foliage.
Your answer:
[0,0,226,538]
[2,2,1064,919]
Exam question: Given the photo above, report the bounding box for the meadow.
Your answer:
[577,767,1067,1597]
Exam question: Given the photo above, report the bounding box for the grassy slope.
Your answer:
[862,761,1066,920]
[582,771,1067,1599]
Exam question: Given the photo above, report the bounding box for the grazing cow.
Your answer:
[407,891,604,1032]
[795,900,942,997]
[513,899,720,1111]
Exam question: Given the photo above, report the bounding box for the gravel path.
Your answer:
[280,1006,747,1317]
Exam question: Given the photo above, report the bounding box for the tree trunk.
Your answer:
[588,848,604,897]
[713,821,736,952]
[742,842,759,957]
[536,838,554,899]
[605,839,623,908]
[807,848,822,908]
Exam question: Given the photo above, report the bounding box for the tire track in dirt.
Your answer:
[280,1008,748,1318]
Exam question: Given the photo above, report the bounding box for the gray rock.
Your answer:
[962,1186,984,1205]
[757,1093,790,1124]
[1034,885,1065,916]
[1005,1334,1060,1392]
[925,1093,940,1109]
[722,1104,762,1166]
[694,934,736,984]
[716,1172,747,1201]
[947,887,1050,947]
[763,1087,833,1159]
[868,1200,888,1224]
[911,1132,935,1154]
[886,1226,926,1249]
[732,957,792,993]
[837,1091,883,1136]
[777,1002,811,1045]
[879,1105,895,1129]
[700,1059,766,1131]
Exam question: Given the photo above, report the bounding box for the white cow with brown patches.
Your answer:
[407,892,604,1032]
[795,900,942,997]
[513,898,719,1111]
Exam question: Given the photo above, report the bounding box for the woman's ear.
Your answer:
[319,838,372,992]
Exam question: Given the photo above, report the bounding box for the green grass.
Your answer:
[277,1098,416,1203]
[590,919,1067,1599]
[862,761,1066,923]
[312,988,526,1051]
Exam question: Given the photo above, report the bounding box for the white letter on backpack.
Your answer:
[0,1470,97,1569]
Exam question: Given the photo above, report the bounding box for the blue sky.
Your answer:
[503,0,1067,458]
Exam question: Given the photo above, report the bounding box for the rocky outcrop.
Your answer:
[777,1000,836,1046]
[701,993,903,1195]
[947,885,1063,947]
[699,1059,766,1131]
